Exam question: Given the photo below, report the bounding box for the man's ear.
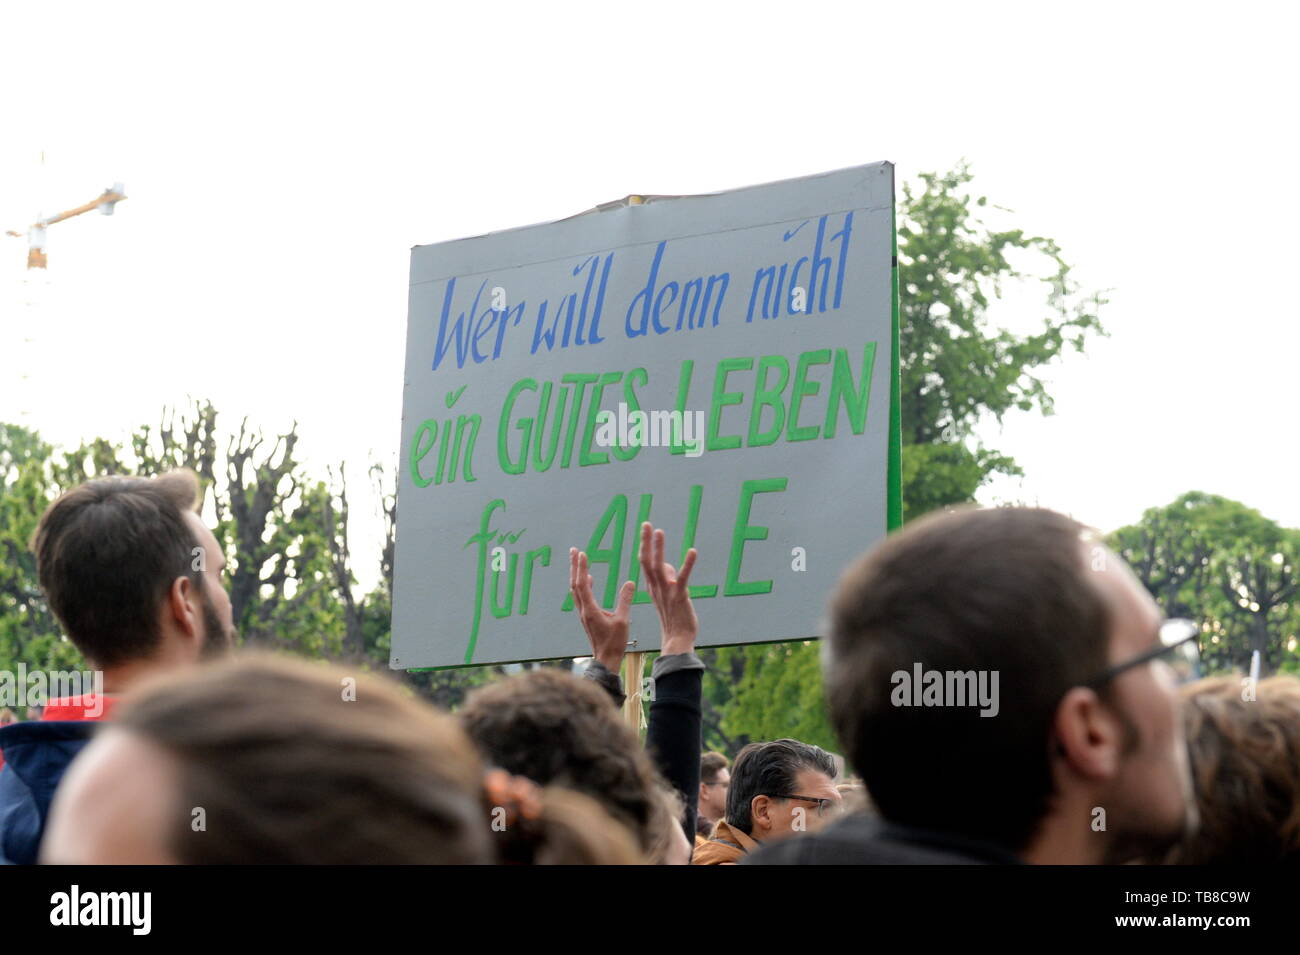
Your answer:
[750,795,772,833]
[1054,686,1123,781]
[167,575,201,642]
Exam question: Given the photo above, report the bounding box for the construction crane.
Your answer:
[4,183,126,269]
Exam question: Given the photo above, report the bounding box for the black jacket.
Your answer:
[743,812,1024,865]
[584,653,703,839]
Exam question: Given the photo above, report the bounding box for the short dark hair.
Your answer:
[825,506,1112,853]
[726,739,836,835]
[701,751,729,785]
[32,471,202,667]
[459,669,665,854]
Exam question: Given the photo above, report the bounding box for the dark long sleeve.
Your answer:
[581,652,705,839]
[646,653,704,840]
[583,659,626,708]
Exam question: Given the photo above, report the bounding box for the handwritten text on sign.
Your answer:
[393,163,895,668]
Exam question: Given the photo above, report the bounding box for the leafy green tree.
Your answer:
[715,642,836,753]
[898,162,1107,520]
[698,646,747,753]
[240,477,347,656]
[49,436,127,488]
[1110,492,1300,675]
[0,402,358,674]
[132,403,349,657]
[1202,507,1298,674]
[1109,491,1221,619]
[0,424,82,676]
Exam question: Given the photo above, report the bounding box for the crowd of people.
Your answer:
[0,468,1297,865]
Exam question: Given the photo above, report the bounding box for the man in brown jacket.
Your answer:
[695,752,730,850]
[693,739,840,864]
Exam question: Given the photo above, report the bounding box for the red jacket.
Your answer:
[40,695,119,722]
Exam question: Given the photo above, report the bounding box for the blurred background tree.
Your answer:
[0,402,362,676]
[0,424,81,674]
[897,162,1107,519]
[1110,492,1299,676]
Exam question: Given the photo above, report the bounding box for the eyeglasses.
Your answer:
[1083,618,1201,689]
[766,794,843,818]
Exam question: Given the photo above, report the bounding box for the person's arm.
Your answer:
[570,547,633,708]
[638,522,704,841]
[569,528,706,840]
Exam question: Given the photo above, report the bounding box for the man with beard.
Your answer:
[748,506,1199,866]
[0,469,235,864]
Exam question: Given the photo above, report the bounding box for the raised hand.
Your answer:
[569,546,634,671]
[637,521,698,656]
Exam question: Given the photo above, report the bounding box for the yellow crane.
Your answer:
[5,182,126,269]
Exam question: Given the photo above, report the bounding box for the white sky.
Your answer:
[2,1,1296,592]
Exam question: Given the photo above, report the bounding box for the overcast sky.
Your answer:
[2,1,1296,589]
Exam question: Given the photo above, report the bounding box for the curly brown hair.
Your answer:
[1165,674,1300,864]
[459,668,666,855]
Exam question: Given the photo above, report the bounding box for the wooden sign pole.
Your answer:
[622,650,646,733]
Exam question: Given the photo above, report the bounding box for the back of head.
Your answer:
[33,470,201,668]
[644,785,690,865]
[117,654,492,864]
[459,668,663,853]
[49,654,643,864]
[1166,675,1300,864]
[726,739,836,835]
[825,506,1111,853]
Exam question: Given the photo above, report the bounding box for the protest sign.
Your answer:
[392,162,900,669]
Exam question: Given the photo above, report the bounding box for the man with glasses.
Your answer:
[693,739,842,864]
[748,506,1199,866]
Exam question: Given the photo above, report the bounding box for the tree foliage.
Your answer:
[1110,492,1299,675]
[0,424,81,676]
[897,162,1106,519]
[0,402,370,678]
